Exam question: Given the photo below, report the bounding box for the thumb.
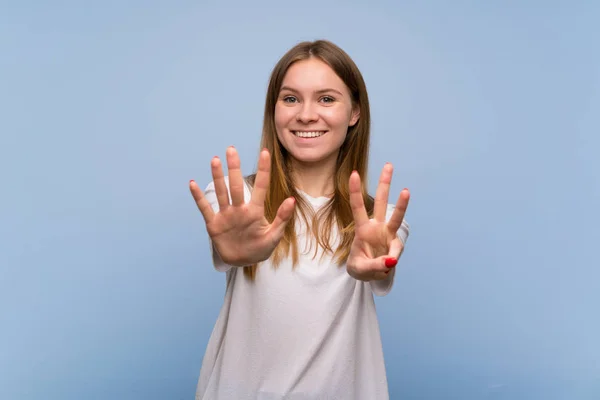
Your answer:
[357,255,396,274]
[268,197,296,241]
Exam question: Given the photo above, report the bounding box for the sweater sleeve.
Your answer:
[370,203,410,297]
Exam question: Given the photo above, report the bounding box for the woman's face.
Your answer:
[274,58,359,168]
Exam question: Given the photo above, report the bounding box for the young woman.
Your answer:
[189,39,411,400]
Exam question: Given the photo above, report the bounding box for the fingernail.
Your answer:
[190,179,195,183]
[385,257,397,268]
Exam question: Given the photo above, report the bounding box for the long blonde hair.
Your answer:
[244,40,374,280]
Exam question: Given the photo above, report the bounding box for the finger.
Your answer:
[250,149,270,208]
[373,163,392,222]
[211,156,230,210]
[387,188,410,234]
[226,146,245,206]
[267,196,296,241]
[189,180,215,223]
[374,271,391,280]
[387,237,404,260]
[349,171,370,228]
[356,255,391,275]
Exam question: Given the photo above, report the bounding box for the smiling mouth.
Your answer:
[292,130,327,138]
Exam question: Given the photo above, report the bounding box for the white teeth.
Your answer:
[294,131,325,138]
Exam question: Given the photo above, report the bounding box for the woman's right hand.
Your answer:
[189,147,296,267]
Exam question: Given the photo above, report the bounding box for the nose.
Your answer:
[296,102,319,123]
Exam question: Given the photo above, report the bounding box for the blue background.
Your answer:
[1,1,598,399]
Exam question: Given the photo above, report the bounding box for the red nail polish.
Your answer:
[190,179,195,183]
[385,258,397,268]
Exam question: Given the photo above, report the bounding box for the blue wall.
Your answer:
[1,1,598,399]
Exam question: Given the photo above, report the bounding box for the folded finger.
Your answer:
[357,255,392,275]
[374,271,391,280]
[387,237,404,260]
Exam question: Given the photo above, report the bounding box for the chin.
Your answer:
[288,150,336,165]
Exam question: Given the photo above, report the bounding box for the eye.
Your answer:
[320,96,335,104]
[282,96,298,103]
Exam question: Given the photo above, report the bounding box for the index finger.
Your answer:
[387,188,410,233]
[349,171,370,228]
[373,163,392,222]
[250,149,270,208]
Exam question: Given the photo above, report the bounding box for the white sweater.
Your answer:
[196,178,410,400]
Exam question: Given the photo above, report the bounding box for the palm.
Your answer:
[347,163,409,281]
[205,205,276,265]
[190,147,295,266]
[353,220,395,259]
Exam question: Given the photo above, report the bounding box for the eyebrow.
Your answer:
[280,86,344,96]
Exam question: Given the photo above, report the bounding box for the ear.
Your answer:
[349,105,360,127]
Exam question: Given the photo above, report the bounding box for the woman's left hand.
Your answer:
[346,163,410,281]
